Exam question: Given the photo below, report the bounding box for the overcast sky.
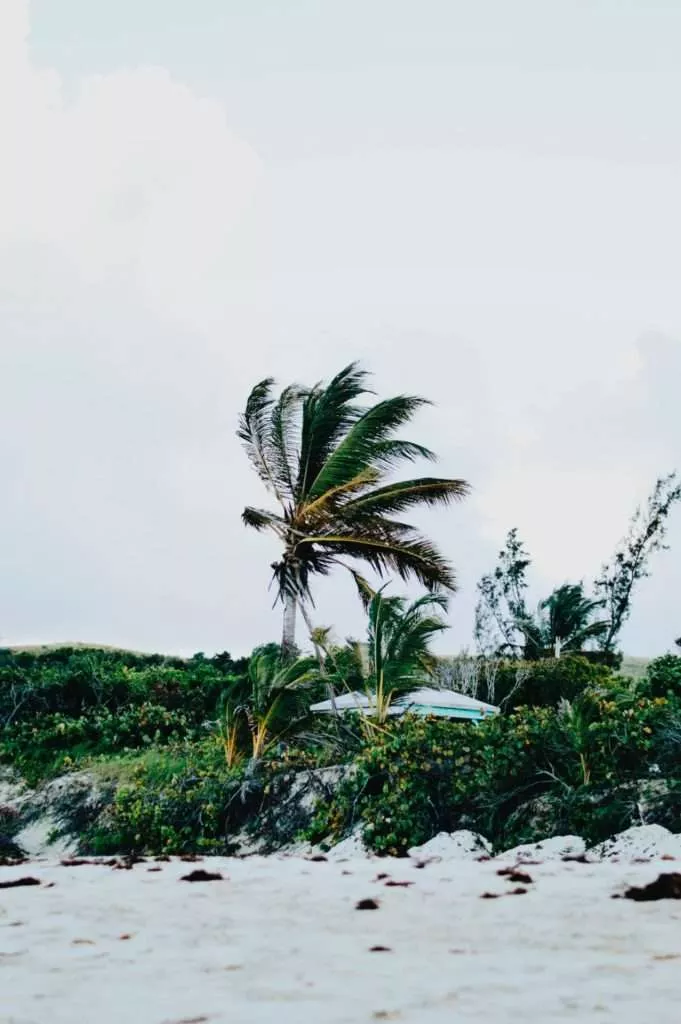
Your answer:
[1,0,680,657]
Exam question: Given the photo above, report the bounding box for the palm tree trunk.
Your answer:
[297,600,340,716]
[297,600,324,671]
[282,593,297,653]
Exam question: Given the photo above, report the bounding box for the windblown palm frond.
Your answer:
[237,378,279,495]
[241,507,287,532]
[296,363,369,499]
[343,478,469,517]
[306,396,430,499]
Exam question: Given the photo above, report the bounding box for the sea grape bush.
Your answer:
[0,704,203,782]
[306,686,680,855]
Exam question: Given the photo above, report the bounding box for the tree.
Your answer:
[515,583,609,660]
[218,646,320,763]
[474,528,532,656]
[338,588,449,725]
[238,362,469,649]
[594,472,681,653]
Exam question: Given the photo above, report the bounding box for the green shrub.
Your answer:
[84,742,334,856]
[494,655,613,709]
[306,717,488,856]
[499,784,646,847]
[84,742,240,855]
[643,655,681,700]
[0,647,247,727]
[307,688,679,856]
[0,703,204,783]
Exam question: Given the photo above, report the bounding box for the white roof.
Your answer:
[310,688,499,716]
[394,688,499,714]
[309,691,401,715]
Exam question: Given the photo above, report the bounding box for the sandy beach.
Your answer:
[2,852,681,1024]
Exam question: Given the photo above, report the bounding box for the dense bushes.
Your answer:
[642,655,681,700]
[307,717,481,855]
[0,647,249,782]
[84,743,338,856]
[491,655,613,708]
[439,654,615,710]
[1,703,205,783]
[3,644,681,859]
[85,743,239,855]
[307,686,680,855]
[0,647,248,726]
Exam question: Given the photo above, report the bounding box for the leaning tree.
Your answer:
[238,362,468,650]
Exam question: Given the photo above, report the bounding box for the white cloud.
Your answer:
[0,3,262,318]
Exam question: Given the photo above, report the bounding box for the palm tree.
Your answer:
[325,587,449,725]
[364,588,449,723]
[218,646,320,763]
[238,363,468,649]
[516,583,609,660]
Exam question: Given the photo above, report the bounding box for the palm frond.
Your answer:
[364,587,450,714]
[248,648,319,712]
[240,363,468,638]
[382,592,448,677]
[306,395,431,500]
[296,363,370,500]
[399,590,450,618]
[387,615,448,672]
[343,477,470,516]
[302,530,457,592]
[347,568,377,611]
[564,619,610,650]
[370,439,437,467]
[299,467,381,522]
[268,384,305,503]
[241,506,287,533]
[517,582,611,657]
[237,378,282,498]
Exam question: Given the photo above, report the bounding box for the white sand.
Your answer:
[2,854,681,1024]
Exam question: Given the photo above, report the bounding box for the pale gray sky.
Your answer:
[1,0,680,656]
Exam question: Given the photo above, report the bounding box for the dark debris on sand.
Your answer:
[180,869,224,883]
[497,868,534,884]
[623,873,681,902]
[0,876,41,889]
[356,898,380,910]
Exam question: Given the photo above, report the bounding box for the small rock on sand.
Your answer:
[497,835,586,863]
[328,827,372,860]
[408,830,491,863]
[590,825,681,862]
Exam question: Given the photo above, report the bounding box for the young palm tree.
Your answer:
[238,362,469,649]
[516,583,609,660]
[218,646,320,763]
[363,588,450,723]
[325,586,449,726]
